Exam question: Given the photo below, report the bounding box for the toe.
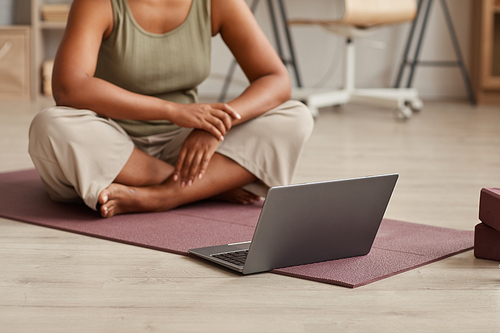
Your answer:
[100,204,109,218]
[99,189,110,205]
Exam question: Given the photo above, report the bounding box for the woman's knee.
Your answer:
[29,107,65,160]
[291,101,314,142]
[272,100,314,145]
[30,106,84,142]
[29,107,55,138]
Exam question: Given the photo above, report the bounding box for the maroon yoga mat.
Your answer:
[0,169,474,288]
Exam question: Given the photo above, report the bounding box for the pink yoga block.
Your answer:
[479,188,500,232]
[474,223,500,262]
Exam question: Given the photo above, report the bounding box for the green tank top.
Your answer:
[94,0,212,137]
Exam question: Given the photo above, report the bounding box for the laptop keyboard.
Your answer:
[212,250,249,267]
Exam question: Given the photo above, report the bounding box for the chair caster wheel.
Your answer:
[409,99,424,112]
[395,106,412,120]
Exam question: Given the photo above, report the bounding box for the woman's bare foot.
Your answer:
[98,184,259,218]
[98,183,260,218]
[98,183,158,218]
[97,154,259,218]
[212,188,261,205]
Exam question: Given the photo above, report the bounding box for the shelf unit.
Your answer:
[471,0,500,103]
[0,26,31,100]
[30,0,69,100]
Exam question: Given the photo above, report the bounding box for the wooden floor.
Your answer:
[1,99,500,332]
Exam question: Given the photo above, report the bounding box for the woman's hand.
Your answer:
[173,129,221,187]
[170,103,240,141]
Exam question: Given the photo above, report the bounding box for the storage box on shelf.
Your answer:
[31,0,71,100]
[41,3,70,22]
[0,26,31,101]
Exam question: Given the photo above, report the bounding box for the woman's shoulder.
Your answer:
[67,0,114,37]
[210,0,252,35]
[71,0,113,11]
[211,0,248,17]
[69,0,114,23]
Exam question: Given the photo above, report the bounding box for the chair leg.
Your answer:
[395,0,476,105]
[300,37,354,116]
[298,35,423,119]
[394,0,425,88]
[352,88,422,119]
[344,38,356,93]
[406,0,434,88]
[439,0,476,105]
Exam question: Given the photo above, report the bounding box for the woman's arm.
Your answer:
[172,0,292,185]
[52,0,238,140]
[211,0,292,125]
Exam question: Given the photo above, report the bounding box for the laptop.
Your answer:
[188,173,398,274]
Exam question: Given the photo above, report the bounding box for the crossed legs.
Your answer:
[29,102,313,218]
[98,147,259,218]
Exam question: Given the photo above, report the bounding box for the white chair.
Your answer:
[289,0,423,119]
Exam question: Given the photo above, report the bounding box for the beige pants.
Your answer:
[28,100,314,210]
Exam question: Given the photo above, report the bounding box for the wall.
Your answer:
[0,0,14,25]
[6,0,472,101]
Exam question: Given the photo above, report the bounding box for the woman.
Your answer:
[29,0,314,218]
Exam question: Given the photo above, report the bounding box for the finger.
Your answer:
[216,103,241,120]
[201,120,224,141]
[197,150,213,180]
[173,148,187,182]
[207,116,228,138]
[186,151,204,186]
[180,150,196,187]
[212,109,232,132]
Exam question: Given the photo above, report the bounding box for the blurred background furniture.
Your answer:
[288,0,422,118]
[470,0,500,104]
[31,0,70,100]
[218,0,302,103]
[0,26,31,101]
[394,0,476,105]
